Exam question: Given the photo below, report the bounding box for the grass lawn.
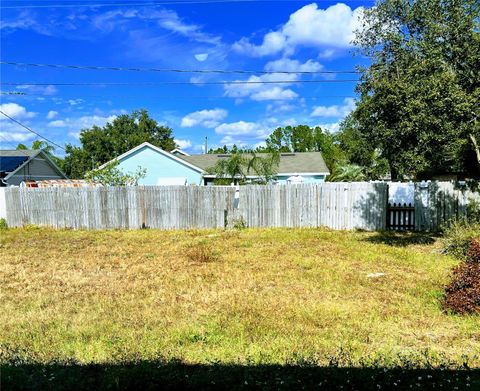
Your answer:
[1,227,479,389]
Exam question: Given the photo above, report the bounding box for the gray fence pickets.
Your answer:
[414,181,479,232]
[4,182,478,231]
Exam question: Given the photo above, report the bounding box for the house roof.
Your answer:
[103,142,330,177]
[178,152,330,175]
[0,149,67,180]
[0,150,39,157]
[0,150,39,174]
[170,148,190,156]
[99,142,204,173]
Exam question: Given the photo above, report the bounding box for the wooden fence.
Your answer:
[387,203,415,231]
[4,181,478,231]
[414,181,479,232]
[4,182,388,231]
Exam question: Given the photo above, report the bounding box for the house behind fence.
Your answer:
[4,182,479,232]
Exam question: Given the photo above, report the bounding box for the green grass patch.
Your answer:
[1,228,479,388]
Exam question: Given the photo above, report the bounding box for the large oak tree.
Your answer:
[62,109,176,178]
[353,0,479,180]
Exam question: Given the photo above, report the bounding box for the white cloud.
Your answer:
[68,99,83,106]
[0,131,34,143]
[0,121,36,143]
[214,117,306,147]
[0,103,36,120]
[264,58,323,73]
[47,115,117,137]
[194,53,209,62]
[92,8,221,45]
[193,144,206,153]
[214,121,270,145]
[48,120,66,127]
[224,72,299,101]
[47,110,59,119]
[16,84,58,96]
[315,122,341,133]
[250,87,298,101]
[311,98,356,118]
[223,59,321,102]
[181,108,228,128]
[175,138,192,149]
[233,3,364,56]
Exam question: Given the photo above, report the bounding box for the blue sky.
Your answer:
[0,0,372,154]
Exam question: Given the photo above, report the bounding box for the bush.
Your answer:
[0,218,8,230]
[467,239,480,263]
[442,220,480,260]
[443,262,480,314]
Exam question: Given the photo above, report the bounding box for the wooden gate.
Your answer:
[387,203,415,231]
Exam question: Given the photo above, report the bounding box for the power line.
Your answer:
[0,91,27,95]
[0,134,21,148]
[5,91,355,99]
[1,0,371,9]
[0,110,66,151]
[1,61,360,75]
[1,79,359,86]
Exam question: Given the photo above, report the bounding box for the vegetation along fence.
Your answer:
[4,181,478,231]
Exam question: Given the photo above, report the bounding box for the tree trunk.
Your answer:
[389,160,399,181]
[469,133,480,167]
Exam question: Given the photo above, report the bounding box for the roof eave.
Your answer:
[99,142,205,174]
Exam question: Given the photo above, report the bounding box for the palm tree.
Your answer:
[247,151,280,184]
[328,163,366,182]
[208,153,250,184]
[208,151,280,185]
[16,140,55,154]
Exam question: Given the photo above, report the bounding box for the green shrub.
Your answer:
[467,198,480,224]
[442,220,480,260]
[0,218,8,230]
[232,216,247,230]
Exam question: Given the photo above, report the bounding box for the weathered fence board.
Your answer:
[414,182,479,232]
[4,182,476,231]
[5,183,388,231]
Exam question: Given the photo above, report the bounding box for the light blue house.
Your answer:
[105,142,330,185]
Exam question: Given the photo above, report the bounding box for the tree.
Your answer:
[208,153,250,184]
[16,140,55,154]
[207,152,279,185]
[328,163,366,182]
[62,110,176,178]
[84,160,146,186]
[264,125,345,170]
[247,151,280,184]
[353,0,480,180]
[16,140,63,168]
[335,114,389,179]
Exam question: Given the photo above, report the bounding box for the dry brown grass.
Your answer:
[0,227,479,367]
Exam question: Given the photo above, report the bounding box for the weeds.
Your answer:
[441,220,480,260]
[185,241,220,263]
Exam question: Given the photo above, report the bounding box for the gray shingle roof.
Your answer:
[0,150,38,157]
[178,152,330,175]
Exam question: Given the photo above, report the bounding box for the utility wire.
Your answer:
[5,92,355,99]
[1,0,371,9]
[0,91,27,95]
[1,79,359,86]
[0,134,20,147]
[0,110,66,151]
[1,61,361,75]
